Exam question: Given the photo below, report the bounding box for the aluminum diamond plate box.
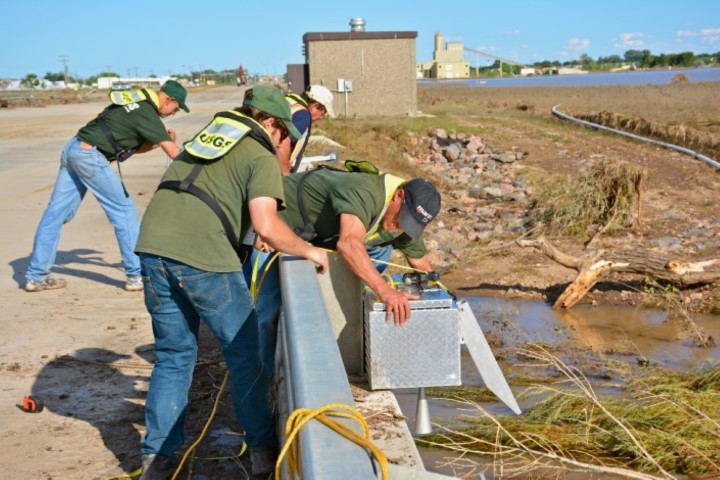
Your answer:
[364,282,461,390]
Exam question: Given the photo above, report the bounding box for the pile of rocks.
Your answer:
[400,129,720,280]
[400,129,535,270]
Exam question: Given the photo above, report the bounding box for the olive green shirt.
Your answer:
[77,99,170,160]
[280,169,427,259]
[136,138,284,271]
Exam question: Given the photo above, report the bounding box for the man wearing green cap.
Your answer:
[134,86,328,479]
[24,79,189,293]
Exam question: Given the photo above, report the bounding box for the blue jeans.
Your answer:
[242,249,281,381]
[242,245,393,380]
[366,244,393,274]
[26,136,140,282]
[139,254,276,458]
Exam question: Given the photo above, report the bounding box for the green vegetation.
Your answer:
[20,73,40,89]
[418,346,720,478]
[473,49,719,76]
[530,159,646,238]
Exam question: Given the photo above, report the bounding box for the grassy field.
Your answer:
[306,81,720,171]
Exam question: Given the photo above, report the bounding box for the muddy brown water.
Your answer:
[394,296,719,479]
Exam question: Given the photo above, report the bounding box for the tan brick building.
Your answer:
[296,22,418,117]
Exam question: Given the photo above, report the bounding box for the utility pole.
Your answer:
[105,64,112,75]
[59,55,69,88]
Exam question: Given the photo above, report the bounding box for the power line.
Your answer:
[59,55,69,88]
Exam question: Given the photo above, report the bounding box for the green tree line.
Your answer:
[474,49,718,76]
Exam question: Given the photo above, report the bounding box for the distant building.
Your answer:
[557,67,588,75]
[416,32,470,80]
[96,76,173,90]
[0,79,83,91]
[291,18,418,117]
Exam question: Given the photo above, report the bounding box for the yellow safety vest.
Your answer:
[108,89,160,110]
[183,110,269,160]
[285,94,310,171]
[365,173,406,243]
[286,93,308,109]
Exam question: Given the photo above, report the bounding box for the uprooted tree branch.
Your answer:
[521,157,718,347]
[517,236,720,310]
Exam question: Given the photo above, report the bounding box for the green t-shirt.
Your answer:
[136,138,284,272]
[280,169,427,259]
[77,99,170,160]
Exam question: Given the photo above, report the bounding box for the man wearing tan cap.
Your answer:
[25,79,188,293]
[277,84,334,174]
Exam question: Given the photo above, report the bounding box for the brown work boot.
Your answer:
[25,275,67,292]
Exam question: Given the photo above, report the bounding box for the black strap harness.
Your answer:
[95,88,155,162]
[293,165,384,250]
[94,90,155,197]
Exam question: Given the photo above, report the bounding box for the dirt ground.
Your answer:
[0,83,718,480]
[0,87,273,480]
[421,83,720,313]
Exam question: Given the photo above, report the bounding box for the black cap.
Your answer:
[398,179,441,239]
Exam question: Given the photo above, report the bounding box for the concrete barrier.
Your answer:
[276,255,457,479]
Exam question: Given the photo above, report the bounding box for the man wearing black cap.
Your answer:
[24,79,189,293]
[286,170,440,324]
[245,168,440,388]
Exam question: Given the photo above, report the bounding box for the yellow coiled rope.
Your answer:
[277,403,389,480]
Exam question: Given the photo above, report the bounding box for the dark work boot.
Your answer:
[249,445,278,476]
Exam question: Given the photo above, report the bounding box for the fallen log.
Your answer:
[517,237,720,309]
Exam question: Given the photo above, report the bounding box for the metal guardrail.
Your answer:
[277,256,460,479]
[277,256,377,479]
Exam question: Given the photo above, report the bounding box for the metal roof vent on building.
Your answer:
[349,17,366,32]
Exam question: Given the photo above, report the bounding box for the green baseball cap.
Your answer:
[243,86,302,140]
[161,80,189,112]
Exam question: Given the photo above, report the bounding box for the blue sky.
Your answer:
[1,0,718,79]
